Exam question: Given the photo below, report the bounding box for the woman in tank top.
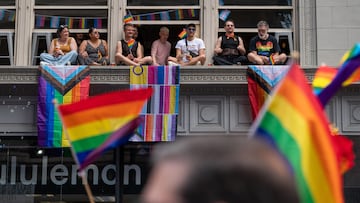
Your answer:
[78,27,110,65]
[40,25,78,66]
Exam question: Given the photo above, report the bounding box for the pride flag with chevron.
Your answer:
[37,65,90,147]
[246,65,290,120]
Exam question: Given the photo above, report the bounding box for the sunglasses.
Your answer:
[187,28,196,31]
[59,25,68,28]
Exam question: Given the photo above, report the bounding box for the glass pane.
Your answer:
[219,9,292,29]
[35,0,107,6]
[127,0,199,6]
[129,9,199,21]
[0,0,15,6]
[221,0,292,6]
[0,9,16,29]
[34,10,107,29]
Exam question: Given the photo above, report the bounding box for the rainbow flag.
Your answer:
[178,29,187,39]
[58,88,153,172]
[246,65,290,120]
[269,54,275,65]
[38,65,90,147]
[318,43,360,106]
[312,65,338,95]
[250,64,349,203]
[128,38,135,49]
[123,14,133,24]
[130,65,180,141]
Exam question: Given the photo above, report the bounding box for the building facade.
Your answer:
[1,0,360,202]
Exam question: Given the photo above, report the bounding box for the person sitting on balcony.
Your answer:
[213,19,248,65]
[115,23,152,66]
[151,26,173,66]
[78,27,110,65]
[247,20,287,65]
[174,23,206,66]
[40,25,78,66]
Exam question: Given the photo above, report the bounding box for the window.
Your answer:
[0,0,15,65]
[218,0,295,55]
[32,1,109,65]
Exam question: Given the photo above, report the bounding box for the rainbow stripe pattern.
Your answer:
[317,43,360,106]
[38,65,90,147]
[128,38,135,49]
[246,65,290,119]
[130,65,180,141]
[58,88,153,172]
[250,64,345,203]
[123,14,133,24]
[178,29,187,39]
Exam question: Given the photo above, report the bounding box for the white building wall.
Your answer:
[316,0,360,66]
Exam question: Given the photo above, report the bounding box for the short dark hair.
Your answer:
[186,23,196,29]
[88,27,96,34]
[123,23,134,31]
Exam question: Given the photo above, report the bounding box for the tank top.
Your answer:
[121,39,138,58]
[53,38,72,53]
[221,35,239,50]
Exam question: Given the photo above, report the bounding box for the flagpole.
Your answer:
[53,99,95,203]
[80,172,96,203]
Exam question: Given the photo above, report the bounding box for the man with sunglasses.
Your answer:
[247,20,287,65]
[175,23,206,66]
[213,19,248,65]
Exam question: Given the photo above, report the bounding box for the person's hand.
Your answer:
[127,53,134,60]
[185,54,192,61]
[214,47,223,54]
[133,58,141,63]
[261,56,270,64]
[81,51,88,58]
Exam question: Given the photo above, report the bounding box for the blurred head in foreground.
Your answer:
[141,136,299,203]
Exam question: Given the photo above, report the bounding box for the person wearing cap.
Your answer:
[174,23,206,66]
[40,25,78,66]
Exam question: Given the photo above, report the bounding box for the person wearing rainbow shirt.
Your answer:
[247,20,287,65]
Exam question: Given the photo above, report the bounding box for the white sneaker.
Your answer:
[168,61,178,66]
[40,61,50,66]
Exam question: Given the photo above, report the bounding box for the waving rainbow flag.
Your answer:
[250,64,348,203]
[317,43,360,106]
[128,38,135,49]
[58,88,152,172]
[178,29,187,39]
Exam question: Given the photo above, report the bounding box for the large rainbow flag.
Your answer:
[130,65,180,141]
[37,65,90,147]
[246,65,290,120]
[250,63,353,203]
[58,88,153,172]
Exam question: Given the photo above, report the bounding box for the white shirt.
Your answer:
[175,38,205,62]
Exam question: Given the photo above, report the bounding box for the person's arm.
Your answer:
[102,40,109,59]
[151,41,159,65]
[175,48,183,63]
[115,41,138,66]
[69,37,77,51]
[237,36,246,55]
[214,36,223,55]
[79,40,88,57]
[48,39,55,55]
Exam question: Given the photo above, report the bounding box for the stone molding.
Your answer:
[0,66,318,84]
